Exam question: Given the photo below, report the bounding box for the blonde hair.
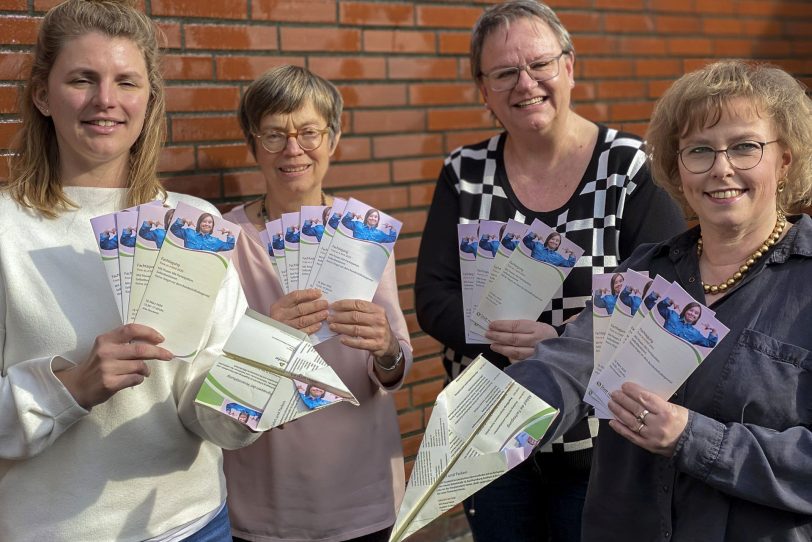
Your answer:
[238,65,343,157]
[646,59,812,218]
[5,0,166,218]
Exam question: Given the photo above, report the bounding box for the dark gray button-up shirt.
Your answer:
[507,214,812,542]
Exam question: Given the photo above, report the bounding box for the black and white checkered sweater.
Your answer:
[415,125,685,464]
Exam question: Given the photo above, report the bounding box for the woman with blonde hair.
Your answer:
[0,1,257,540]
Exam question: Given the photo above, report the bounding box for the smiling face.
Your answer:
[545,233,561,250]
[684,305,701,325]
[365,210,380,227]
[611,274,625,295]
[308,386,326,399]
[254,100,338,200]
[677,97,791,235]
[36,32,149,182]
[198,214,214,234]
[478,17,573,137]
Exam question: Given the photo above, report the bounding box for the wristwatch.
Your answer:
[376,346,403,372]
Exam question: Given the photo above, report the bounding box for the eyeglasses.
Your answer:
[254,127,330,153]
[677,140,779,174]
[480,51,570,92]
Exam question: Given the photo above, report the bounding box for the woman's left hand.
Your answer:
[486,319,558,362]
[328,299,397,358]
[607,382,689,457]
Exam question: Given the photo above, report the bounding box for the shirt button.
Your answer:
[665,532,671,538]
[662,485,670,492]
[688,276,695,283]
[673,249,680,255]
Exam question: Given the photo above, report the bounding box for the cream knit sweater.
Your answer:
[0,186,256,541]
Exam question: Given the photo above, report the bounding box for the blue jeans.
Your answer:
[182,505,232,542]
[464,452,589,542]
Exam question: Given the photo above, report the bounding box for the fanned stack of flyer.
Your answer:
[389,355,558,542]
[258,197,402,344]
[90,201,240,360]
[458,218,584,344]
[585,271,730,418]
[194,309,358,430]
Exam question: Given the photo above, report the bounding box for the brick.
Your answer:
[393,157,443,183]
[573,103,609,123]
[557,12,601,33]
[395,235,421,260]
[702,17,744,35]
[404,355,446,384]
[667,38,713,56]
[0,122,19,151]
[410,379,443,407]
[427,107,494,132]
[738,0,783,16]
[224,171,265,197]
[618,37,668,56]
[712,39,755,57]
[338,186,409,211]
[158,146,196,173]
[171,116,243,143]
[416,5,480,28]
[341,2,414,26]
[393,388,410,410]
[323,161,390,188]
[742,19,783,37]
[332,136,371,162]
[398,210,428,236]
[374,134,443,159]
[0,16,39,46]
[399,288,414,311]
[364,30,435,54]
[573,35,618,55]
[693,0,734,13]
[439,32,470,55]
[401,433,423,457]
[252,0,337,22]
[198,144,254,169]
[750,40,793,57]
[185,24,277,51]
[655,15,701,34]
[619,122,647,138]
[165,86,240,112]
[215,55,304,81]
[353,109,425,134]
[398,410,423,435]
[0,0,26,9]
[604,13,655,33]
[387,57,457,80]
[786,21,812,37]
[610,101,655,122]
[774,2,812,17]
[635,59,682,77]
[648,0,694,12]
[158,23,182,49]
[161,174,221,200]
[161,55,213,81]
[33,0,63,9]
[152,0,246,19]
[280,27,360,52]
[0,85,18,114]
[408,183,435,206]
[596,0,644,8]
[571,82,596,102]
[0,158,8,180]
[397,261,416,284]
[411,333,442,358]
[409,83,478,106]
[596,80,646,100]
[338,83,407,108]
[581,58,635,79]
[308,56,386,81]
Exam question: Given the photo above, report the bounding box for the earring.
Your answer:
[677,185,684,193]
[777,177,787,193]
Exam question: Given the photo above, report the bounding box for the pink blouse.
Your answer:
[222,204,412,542]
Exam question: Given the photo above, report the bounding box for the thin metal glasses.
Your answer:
[254,127,330,153]
[480,51,570,92]
[677,140,779,174]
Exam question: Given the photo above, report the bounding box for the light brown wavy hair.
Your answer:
[4,0,166,218]
[646,60,812,218]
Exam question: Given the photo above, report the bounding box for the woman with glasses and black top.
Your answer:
[414,1,685,540]
[222,65,412,542]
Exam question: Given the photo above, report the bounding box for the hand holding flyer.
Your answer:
[389,355,558,542]
[195,310,358,431]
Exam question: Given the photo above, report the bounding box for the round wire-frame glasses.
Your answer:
[480,51,570,92]
[677,140,779,174]
[254,127,330,153]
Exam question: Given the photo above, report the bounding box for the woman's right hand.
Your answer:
[54,324,174,409]
[270,288,329,334]
[486,319,558,362]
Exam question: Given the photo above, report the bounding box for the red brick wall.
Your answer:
[1,1,810,539]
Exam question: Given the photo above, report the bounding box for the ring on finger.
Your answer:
[634,422,645,434]
[636,409,650,425]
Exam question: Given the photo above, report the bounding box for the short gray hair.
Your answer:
[470,0,574,80]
